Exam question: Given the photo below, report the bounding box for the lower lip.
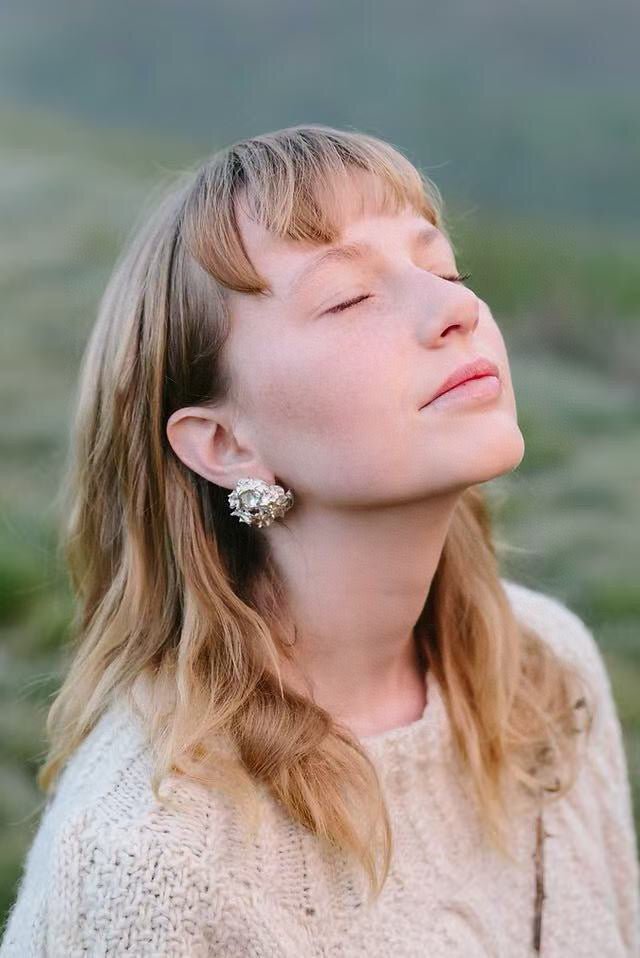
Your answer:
[423,375,502,411]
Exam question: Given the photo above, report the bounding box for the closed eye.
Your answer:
[326,293,372,314]
[325,272,472,314]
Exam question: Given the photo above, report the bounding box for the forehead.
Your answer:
[233,174,450,294]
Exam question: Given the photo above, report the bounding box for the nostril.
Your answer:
[441,323,463,337]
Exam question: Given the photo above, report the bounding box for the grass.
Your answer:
[1,101,639,929]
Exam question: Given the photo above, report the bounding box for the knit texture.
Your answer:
[1,579,638,957]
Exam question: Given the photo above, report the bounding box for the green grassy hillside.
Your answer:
[1,104,638,928]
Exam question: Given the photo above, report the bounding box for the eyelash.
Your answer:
[326,272,472,314]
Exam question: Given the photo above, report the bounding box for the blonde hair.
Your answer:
[38,124,593,902]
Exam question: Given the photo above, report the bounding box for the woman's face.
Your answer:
[222,178,524,509]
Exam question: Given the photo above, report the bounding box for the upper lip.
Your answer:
[423,357,500,406]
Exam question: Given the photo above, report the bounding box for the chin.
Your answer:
[485,432,526,478]
[464,429,526,485]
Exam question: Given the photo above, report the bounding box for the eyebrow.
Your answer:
[287,224,442,297]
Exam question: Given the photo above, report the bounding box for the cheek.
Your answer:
[258,337,396,436]
[246,333,409,481]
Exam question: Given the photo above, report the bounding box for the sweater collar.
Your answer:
[359,666,451,763]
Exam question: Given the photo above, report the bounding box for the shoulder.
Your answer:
[500,578,640,952]
[499,576,619,758]
[1,700,250,955]
[1,791,232,956]
[499,576,628,794]
[39,696,244,860]
[500,576,595,654]
[1,703,154,954]
[500,576,607,694]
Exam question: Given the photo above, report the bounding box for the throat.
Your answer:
[342,667,428,739]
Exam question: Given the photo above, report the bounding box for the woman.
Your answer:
[1,125,637,956]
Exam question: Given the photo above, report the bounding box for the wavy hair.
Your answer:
[38,124,593,902]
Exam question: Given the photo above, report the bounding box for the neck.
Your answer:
[263,490,458,735]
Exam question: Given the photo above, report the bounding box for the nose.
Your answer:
[426,281,480,342]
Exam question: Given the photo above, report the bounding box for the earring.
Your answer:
[227,477,294,528]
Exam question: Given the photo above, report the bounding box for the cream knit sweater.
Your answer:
[1,579,638,957]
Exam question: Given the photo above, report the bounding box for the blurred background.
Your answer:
[1,0,638,925]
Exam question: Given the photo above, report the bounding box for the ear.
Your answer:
[166,405,271,491]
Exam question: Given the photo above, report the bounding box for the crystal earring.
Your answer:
[227,477,294,528]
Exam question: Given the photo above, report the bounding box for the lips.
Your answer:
[424,357,500,406]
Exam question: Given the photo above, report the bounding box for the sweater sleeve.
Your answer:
[577,615,640,956]
[1,808,242,958]
[51,814,220,956]
[503,579,640,954]
[1,803,309,958]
